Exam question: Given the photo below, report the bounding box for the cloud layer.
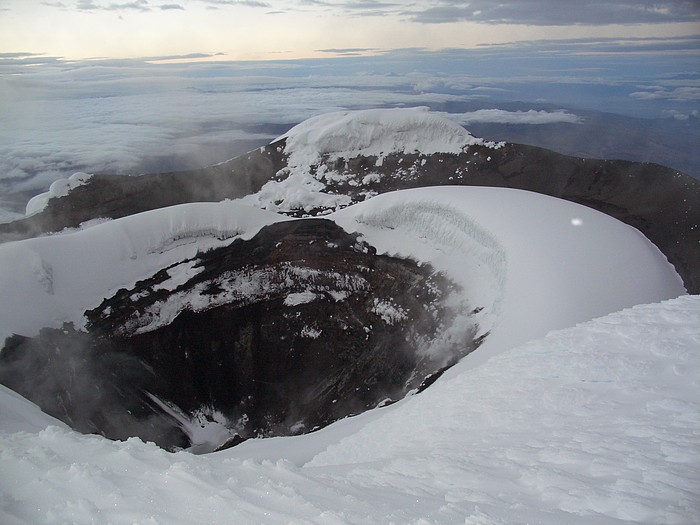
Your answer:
[1,37,698,218]
[450,109,584,125]
[409,0,700,25]
[29,0,700,24]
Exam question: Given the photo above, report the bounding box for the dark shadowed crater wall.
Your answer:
[1,219,480,451]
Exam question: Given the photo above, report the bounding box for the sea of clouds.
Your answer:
[1,39,698,220]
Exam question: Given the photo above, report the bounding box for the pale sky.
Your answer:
[1,0,699,216]
[1,0,699,60]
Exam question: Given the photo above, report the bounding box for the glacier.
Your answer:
[0,187,683,364]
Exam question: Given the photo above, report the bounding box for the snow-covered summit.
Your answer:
[276,106,498,167]
[246,108,502,214]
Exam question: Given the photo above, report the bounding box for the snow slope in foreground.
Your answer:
[2,295,698,525]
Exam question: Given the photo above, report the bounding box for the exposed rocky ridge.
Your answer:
[0,219,475,451]
[0,146,286,242]
[2,139,698,292]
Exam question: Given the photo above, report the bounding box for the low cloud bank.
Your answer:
[448,109,584,125]
[1,41,697,216]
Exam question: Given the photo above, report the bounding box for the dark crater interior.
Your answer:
[0,219,481,452]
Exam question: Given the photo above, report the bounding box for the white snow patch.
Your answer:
[153,260,203,292]
[300,325,322,339]
[25,172,93,216]
[241,168,353,213]
[371,298,408,325]
[327,290,350,302]
[147,394,238,455]
[362,173,381,185]
[284,291,318,306]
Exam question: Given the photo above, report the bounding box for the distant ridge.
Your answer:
[2,108,698,293]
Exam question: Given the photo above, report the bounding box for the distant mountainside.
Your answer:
[436,101,700,180]
[467,112,700,180]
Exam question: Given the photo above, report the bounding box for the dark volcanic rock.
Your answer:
[0,145,286,242]
[291,142,700,294]
[0,328,190,449]
[1,219,477,451]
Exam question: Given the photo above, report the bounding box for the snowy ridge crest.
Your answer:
[0,201,286,341]
[338,199,507,342]
[248,107,503,215]
[277,107,498,167]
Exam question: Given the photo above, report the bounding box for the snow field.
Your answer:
[1,295,698,524]
[244,106,502,214]
[302,296,700,524]
[277,107,500,164]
